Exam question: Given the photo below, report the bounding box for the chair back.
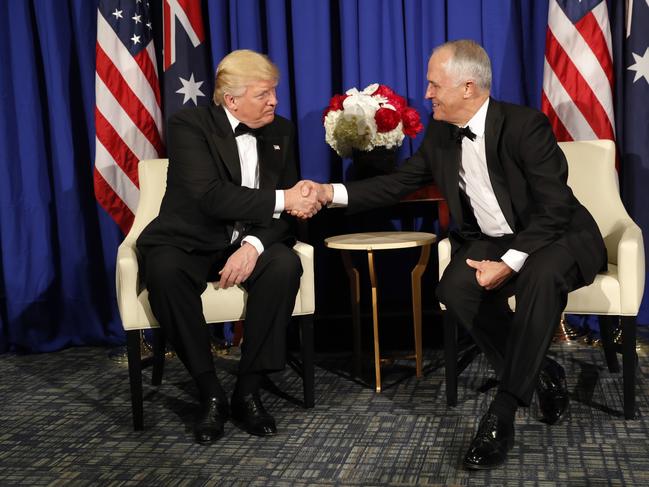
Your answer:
[559,140,632,262]
[123,159,169,245]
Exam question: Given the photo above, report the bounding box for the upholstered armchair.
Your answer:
[439,139,645,419]
[116,159,316,430]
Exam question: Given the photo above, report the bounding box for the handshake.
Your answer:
[284,180,334,219]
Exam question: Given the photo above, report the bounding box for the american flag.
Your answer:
[163,0,212,118]
[94,0,164,234]
[541,0,616,142]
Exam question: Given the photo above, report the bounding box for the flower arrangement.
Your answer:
[323,83,424,158]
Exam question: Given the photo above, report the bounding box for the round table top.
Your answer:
[324,231,437,251]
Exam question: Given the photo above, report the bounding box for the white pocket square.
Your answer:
[273,145,280,150]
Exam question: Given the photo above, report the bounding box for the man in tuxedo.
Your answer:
[137,49,320,444]
[304,40,606,469]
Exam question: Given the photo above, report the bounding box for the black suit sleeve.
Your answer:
[345,122,436,213]
[509,112,576,255]
[246,126,299,248]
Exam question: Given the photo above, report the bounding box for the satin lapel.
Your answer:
[441,128,464,226]
[484,100,516,230]
[257,132,284,189]
[209,105,242,185]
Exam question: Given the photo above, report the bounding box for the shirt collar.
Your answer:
[223,106,242,133]
[463,98,490,138]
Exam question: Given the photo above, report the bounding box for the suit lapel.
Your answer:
[257,129,285,190]
[209,105,242,185]
[484,99,516,230]
[437,123,465,226]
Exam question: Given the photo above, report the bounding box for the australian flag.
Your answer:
[621,0,649,324]
[162,0,212,118]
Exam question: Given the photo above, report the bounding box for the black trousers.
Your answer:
[436,237,585,406]
[140,243,302,382]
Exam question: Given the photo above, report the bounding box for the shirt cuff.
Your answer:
[501,249,528,273]
[274,190,284,219]
[330,183,348,207]
[242,236,264,255]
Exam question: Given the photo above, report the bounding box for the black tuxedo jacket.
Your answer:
[137,104,299,252]
[346,98,607,284]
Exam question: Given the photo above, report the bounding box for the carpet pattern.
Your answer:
[0,339,647,486]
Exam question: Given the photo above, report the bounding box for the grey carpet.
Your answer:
[1,338,648,486]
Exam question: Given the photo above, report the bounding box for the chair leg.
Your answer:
[599,315,620,373]
[444,311,458,407]
[126,330,144,431]
[151,328,166,386]
[622,315,637,420]
[299,314,315,408]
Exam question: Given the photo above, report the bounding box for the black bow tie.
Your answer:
[453,125,476,143]
[234,123,259,137]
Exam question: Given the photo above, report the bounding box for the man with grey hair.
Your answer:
[303,39,606,469]
[138,49,320,444]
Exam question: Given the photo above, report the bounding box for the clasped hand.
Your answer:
[284,180,332,219]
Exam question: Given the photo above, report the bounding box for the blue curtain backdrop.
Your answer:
[0,0,646,353]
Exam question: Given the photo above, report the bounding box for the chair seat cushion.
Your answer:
[503,265,621,315]
[130,282,311,331]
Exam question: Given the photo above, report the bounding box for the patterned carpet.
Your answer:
[1,335,648,486]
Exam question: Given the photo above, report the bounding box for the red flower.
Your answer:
[373,85,406,111]
[401,107,424,138]
[374,107,401,133]
[322,94,348,120]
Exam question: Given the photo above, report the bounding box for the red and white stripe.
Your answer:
[94,11,164,233]
[541,0,616,142]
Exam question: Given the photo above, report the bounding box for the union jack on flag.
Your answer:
[541,0,616,142]
[163,0,212,118]
[94,0,163,234]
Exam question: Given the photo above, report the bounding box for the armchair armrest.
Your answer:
[616,221,645,315]
[438,238,452,278]
[292,241,315,314]
[116,239,141,328]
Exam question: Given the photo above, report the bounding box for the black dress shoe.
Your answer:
[194,396,229,444]
[231,393,277,437]
[463,412,515,470]
[536,359,569,425]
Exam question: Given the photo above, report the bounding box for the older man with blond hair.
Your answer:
[137,49,319,444]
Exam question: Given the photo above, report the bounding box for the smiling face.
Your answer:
[224,79,278,128]
[424,48,469,125]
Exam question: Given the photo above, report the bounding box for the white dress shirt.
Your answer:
[224,107,284,255]
[330,99,528,272]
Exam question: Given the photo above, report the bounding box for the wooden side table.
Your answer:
[324,231,437,392]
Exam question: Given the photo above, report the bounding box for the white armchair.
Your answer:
[116,159,316,430]
[439,139,645,419]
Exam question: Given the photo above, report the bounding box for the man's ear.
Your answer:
[223,93,237,111]
[463,80,475,99]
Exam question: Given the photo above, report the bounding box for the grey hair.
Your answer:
[433,39,492,91]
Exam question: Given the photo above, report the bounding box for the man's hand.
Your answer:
[218,242,259,289]
[466,259,514,290]
[284,180,322,219]
[286,180,333,219]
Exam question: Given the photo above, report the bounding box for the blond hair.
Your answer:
[433,39,492,91]
[212,49,279,105]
